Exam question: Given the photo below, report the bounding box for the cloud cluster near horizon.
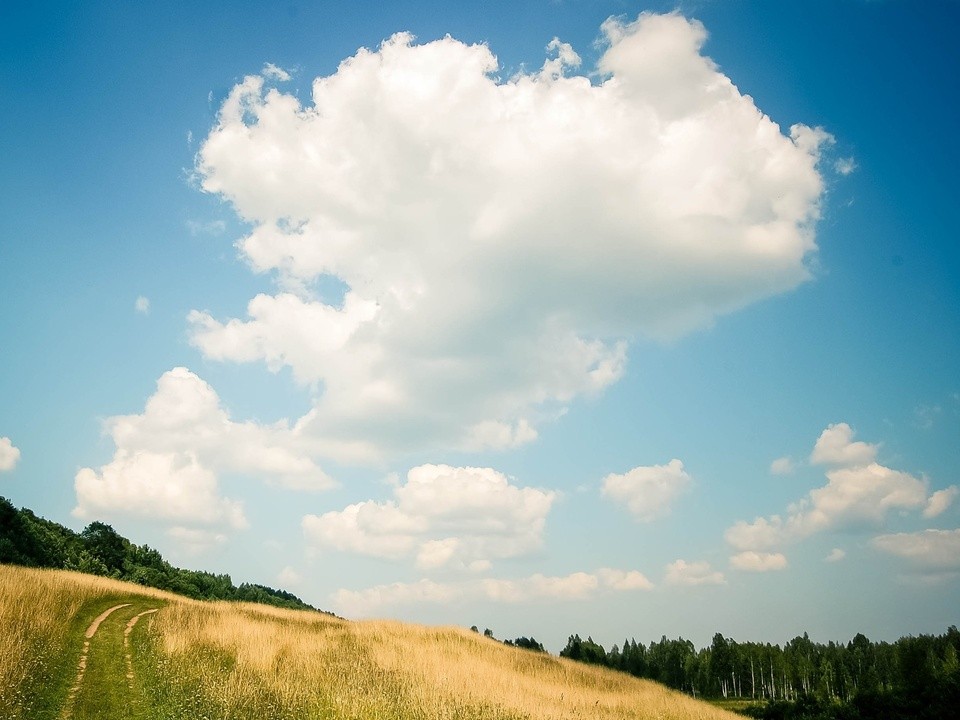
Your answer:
[332,567,654,616]
[726,423,958,576]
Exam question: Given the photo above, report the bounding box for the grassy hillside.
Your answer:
[0,564,740,720]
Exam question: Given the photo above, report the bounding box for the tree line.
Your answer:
[0,496,322,613]
[559,628,960,719]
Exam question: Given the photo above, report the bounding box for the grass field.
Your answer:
[1,564,741,720]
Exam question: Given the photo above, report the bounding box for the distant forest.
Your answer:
[0,496,321,612]
[557,629,960,719]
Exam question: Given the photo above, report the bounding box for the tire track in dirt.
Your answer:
[59,603,131,720]
[123,609,158,688]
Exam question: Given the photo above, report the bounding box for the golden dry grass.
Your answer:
[0,565,172,718]
[147,593,741,719]
[366,620,734,720]
[1,565,741,720]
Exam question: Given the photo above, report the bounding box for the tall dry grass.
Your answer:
[366,620,735,720]
[147,600,741,720]
[2,566,740,719]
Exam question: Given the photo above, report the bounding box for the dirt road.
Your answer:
[59,602,160,720]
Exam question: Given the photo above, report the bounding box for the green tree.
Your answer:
[81,521,127,575]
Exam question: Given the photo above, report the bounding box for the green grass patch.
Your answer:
[69,601,162,720]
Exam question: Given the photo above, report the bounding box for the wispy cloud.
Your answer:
[834,157,857,175]
[186,219,226,236]
[262,63,292,81]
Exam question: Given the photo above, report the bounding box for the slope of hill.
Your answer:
[1,564,740,720]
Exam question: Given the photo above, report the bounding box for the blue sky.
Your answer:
[1,0,958,651]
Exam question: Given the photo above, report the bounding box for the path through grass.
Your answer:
[60,600,162,720]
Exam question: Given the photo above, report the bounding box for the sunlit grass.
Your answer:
[0,565,170,718]
[2,565,740,719]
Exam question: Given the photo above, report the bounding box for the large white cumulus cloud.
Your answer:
[189,13,830,457]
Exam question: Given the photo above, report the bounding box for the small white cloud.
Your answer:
[825,547,846,563]
[303,464,555,569]
[806,463,927,526]
[810,423,878,466]
[278,566,302,586]
[871,529,960,571]
[0,437,20,472]
[602,459,690,522]
[262,63,292,81]
[135,296,150,315]
[730,551,788,572]
[664,559,725,586]
[770,456,795,475]
[834,157,857,176]
[923,486,959,518]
